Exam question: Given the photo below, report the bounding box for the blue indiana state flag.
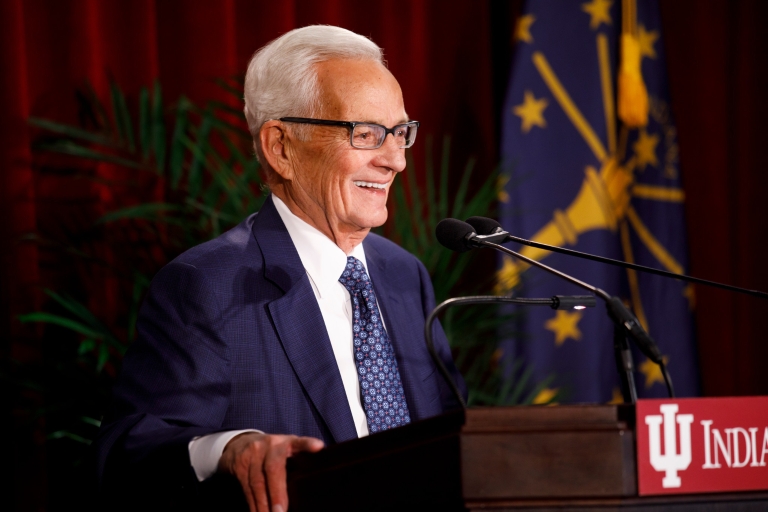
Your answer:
[498,0,699,403]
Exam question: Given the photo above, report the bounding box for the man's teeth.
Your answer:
[353,181,386,189]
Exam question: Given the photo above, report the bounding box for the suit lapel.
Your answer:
[363,240,432,422]
[252,197,357,443]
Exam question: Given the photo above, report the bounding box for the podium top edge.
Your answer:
[464,404,635,430]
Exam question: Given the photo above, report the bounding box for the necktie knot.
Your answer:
[339,256,370,293]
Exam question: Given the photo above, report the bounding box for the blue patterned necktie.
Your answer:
[338,256,411,433]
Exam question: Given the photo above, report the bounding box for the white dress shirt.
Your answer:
[188,194,371,480]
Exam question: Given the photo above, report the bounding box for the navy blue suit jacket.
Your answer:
[94,196,465,496]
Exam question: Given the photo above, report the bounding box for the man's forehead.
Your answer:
[315,59,407,123]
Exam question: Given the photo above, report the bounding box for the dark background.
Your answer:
[1,0,767,509]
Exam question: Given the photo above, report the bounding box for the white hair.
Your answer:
[243,25,384,170]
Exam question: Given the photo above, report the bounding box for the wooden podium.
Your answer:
[285,405,768,511]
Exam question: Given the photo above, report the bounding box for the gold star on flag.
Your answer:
[633,129,659,170]
[582,0,613,30]
[515,14,536,44]
[513,90,548,134]
[683,284,696,310]
[638,24,659,59]
[497,175,511,203]
[532,387,559,405]
[609,387,625,404]
[545,310,583,346]
[639,356,668,388]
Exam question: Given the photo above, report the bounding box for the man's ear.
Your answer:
[260,120,294,180]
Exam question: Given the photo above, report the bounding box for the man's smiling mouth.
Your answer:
[353,181,387,190]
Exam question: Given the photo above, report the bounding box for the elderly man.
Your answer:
[95,25,464,512]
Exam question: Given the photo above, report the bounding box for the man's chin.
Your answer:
[343,199,386,226]
[372,211,389,227]
[353,211,388,231]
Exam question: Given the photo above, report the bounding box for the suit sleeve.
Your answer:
[415,258,468,410]
[94,261,233,506]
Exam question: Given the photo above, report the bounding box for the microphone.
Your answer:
[466,216,505,235]
[435,218,475,252]
[435,217,670,400]
[435,218,508,252]
[465,216,768,300]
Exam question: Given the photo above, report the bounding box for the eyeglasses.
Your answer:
[279,117,419,149]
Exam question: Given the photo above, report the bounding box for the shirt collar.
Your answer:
[272,194,367,298]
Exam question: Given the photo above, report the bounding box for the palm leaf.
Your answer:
[139,87,151,159]
[186,107,215,198]
[151,82,167,173]
[33,139,145,169]
[168,96,192,188]
[29,118,116,147]
[97,203,184,224]
[18,312,104,340]
[110,83,135,151]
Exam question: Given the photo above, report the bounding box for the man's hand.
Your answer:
[219,432,324,512]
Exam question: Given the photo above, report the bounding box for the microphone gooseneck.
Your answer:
[424,294,597,410]
[436,218,610,299]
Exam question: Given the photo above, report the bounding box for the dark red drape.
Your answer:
[2,0,768,508]
[661,0,768,397]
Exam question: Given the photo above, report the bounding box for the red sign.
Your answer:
[636,397,768,495]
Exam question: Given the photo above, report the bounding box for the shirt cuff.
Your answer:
[188,429,262,481]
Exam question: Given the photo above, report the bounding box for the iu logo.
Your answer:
[645,404,695,488]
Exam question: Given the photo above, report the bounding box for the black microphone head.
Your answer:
[436,218,476,252]
[466,216,503,235]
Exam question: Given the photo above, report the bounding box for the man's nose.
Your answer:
[374,133,407,173]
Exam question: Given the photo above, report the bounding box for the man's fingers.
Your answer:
[290,436,325,454]
[264,439,289,512]
[248,457,271,512]
[233,458,258,512]
[238,476,258,512]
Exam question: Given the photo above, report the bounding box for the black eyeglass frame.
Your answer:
[279,117,420,149]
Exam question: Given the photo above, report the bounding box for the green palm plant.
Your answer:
[24,80,265,373]
[32,81,266,245]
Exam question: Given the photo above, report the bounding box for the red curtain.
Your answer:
[2,0,768,507]
[661,0,768,397]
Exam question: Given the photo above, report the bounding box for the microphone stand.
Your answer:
[425,295,596,410]
[470,235,674,403]
[613,325,638,404]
